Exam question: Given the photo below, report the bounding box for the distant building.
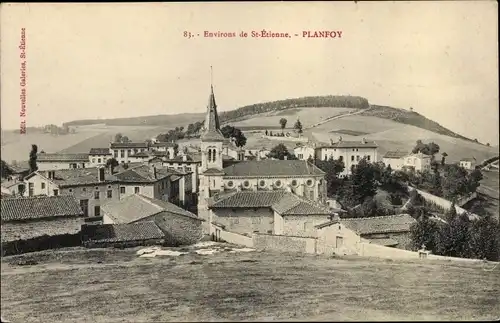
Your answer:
[402,153,432,172]
[23,167,120,218]
[459,157,477,170]
[101,193,204,246]
[1,178,25,197]
[110,142,149,164]
[37,153,89,171]
[88,148,112,167]
[382,151,409,170]
[314,137,378,176]
[1,195,85,256]
[294,145,315,160]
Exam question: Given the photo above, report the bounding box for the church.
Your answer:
[197,84,335,236]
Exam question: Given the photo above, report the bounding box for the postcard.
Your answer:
[1,2,499,322]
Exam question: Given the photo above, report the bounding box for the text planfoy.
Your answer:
[303,31,343,38]
[251,30,291,38]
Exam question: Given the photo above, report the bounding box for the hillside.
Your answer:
[2,247,499,322]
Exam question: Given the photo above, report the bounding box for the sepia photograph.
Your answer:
[1,2,499,322]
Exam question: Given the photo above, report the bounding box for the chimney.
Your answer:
[47,171,55,180]
[182,155,187,161]
[362,137,367,144]
[284,155,288,160]
[151,165,157,179]
[98,167,105,182]
[330,138,334,145]
[339,136,343,142]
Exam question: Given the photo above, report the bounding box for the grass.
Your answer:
[1,247,499,322]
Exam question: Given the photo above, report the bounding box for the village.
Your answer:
[1,84,498,263]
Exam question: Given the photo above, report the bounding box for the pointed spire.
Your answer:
[201,66,224,142]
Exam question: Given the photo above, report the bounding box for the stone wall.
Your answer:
[212,208,274,235]
[253,233,317,254]
[141,211,203,246]
[212,225,254,247]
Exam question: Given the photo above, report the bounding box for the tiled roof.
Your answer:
[2,217,84,242]
[27,168,119,187]
[114,165,177,183]
[209,191,335,216]
[5,163,29,173]
[37,153,89,162]
[1,195,84,222]
[102,194,201,223]
[202,168,226,175]
[383,151,408,159]
[129,152,151,158]
[1,178,23,189]
[340,214,416,235]
[222,160,325,177]
[461,157,477,162]
[113,163,143,173]
[110,142,149,149]
[89,148,111,155]
[82,221,164,243]
[318,140,378,149]
[151,142,175,147]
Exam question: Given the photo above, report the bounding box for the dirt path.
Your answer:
[304,106,373,130]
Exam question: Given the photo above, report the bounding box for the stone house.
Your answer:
[36,153,89,171]
[1,195,85,256]
[208,190,340,238]
[88,148,112,167]
[459,157,477,170]
[23,167,120,218]
[294,145,315,160]
[402,153,432,172]
[1,178,25,197]
[81,221,165,248]
[314,137,379,176]
[110,142,149,164]
[314,214,416,254]
[101,193,204,246]
[382,151,408,171]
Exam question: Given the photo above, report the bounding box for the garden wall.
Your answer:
[253,233,317,254]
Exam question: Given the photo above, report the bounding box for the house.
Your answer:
[314,214,416,255]
[402,153,432,172]
[23,167,120,217]
[2,162,30,180]
[1,195,85,256]
[314,137,378,176]
[110,142,149,164]
[294,145,315,161]
[460,157,477,170]
[88,148,112,167]
[1,178,25,197]
[81,221,165,248]
[222,139,239,160]
[150,142,176,156]
[382,151,408,170]
[113,164,192,207]
[208,190,341,237]
[36,152,89,170]
[196,84,330,235]
[163,154,202,206]
[101,193,204,246]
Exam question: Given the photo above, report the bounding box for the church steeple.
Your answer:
[201,67,224,142]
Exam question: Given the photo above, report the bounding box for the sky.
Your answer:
[1,2,498,145]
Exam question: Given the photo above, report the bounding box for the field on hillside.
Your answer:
[1,247,499,322]
[231,107,356,129]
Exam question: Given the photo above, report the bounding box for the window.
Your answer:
[186,166,192,172]
[298,154,303,159]
[291,179,298,187]
[351,156,355,161]
[227,181,234,188]
[367,155,371,161]
[97,158,102,163]
[80,199,89,217]
[352,149,355,152]
[306,179,314,187]
[356,155,360,161]
[107,190,112,198]
[92,158,96,163]
[252,217,261,224]
[259,180,266,188]
[120,186,125,194]
[127,149,131,155]
[94,191,100,199]
[28,183,34,197]
[120,150,124,158]
[53,189,59,196]
[243,180,250,188]
[69,189,73,193]
[339,156,343,162]
[94,205,101,217]
[336,236,344,248]
[41,182,45,189]
[134,187,140,194]
[274,180,282,188]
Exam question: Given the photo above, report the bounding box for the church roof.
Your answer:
[201,85,225,142]
[222,160,325,177]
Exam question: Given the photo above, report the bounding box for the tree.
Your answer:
[437,212,471,258]
[29,144,38,173]
[294,119,303,134]
[105,158,119,174]
[221,125,247,148]
[467,215,500,261]
[314,157,345,197]
[441,152,448,165]
[441,164,469,200]
[114,133,123,143]
[173,143,179,156]
[268,143,296,160]
[410,215,441,252]
[350,158,378,204]
[1,160,13,179]
[467,169,483,193]
[279,118,288,133]
[412,140,440,156]
[121,136,130,143]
